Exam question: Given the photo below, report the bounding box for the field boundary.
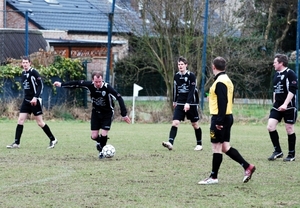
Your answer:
[123,96,272,104]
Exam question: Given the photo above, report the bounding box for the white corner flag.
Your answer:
[132,83,143,124]
[133,83,143,97]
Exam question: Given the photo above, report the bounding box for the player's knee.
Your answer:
[267,125,275,132]
[91,133,99,140]
[285,125,294,134]
[191,122,199,129]
[172,120,180,127]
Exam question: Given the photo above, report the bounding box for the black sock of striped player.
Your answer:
[100,135,108,148]
[195,127,202,145]
[269,130,282,153]
[95,135,101,143]
[14,124,23,145]
[226,147,250,170]
[168,126,177,145]
[288,133,296,157]
[211,153,222,179]
[42,124,55,141]
[91,136,103,151]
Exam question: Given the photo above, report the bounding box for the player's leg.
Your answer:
[99,112,113,148]
[99,129,109,148]
[33,100,57,149]
[267,109,283,160]
[198,116,221,185]
[189,106,202,150]
[220,115,256,183]
[91,110,102,152]
[162,106,183,150]
[7,100,29,148]
[7,113,28,149]
[283,109,297,161]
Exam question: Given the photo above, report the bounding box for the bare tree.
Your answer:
[116,0,291,111]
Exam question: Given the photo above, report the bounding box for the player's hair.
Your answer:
[213,56,226,71]
[22,56,31,62]
[274,54,288,67]
[92,71,103,79]
[177,56,188,65]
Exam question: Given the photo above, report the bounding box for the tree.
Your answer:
[115,0,283,113]
[239,0,298,53]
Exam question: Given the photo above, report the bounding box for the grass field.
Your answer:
[0,120,300,208]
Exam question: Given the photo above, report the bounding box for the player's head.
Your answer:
[274,54,288,68]
[91,71,103,88]
[21,56,31,70]
[177,56,188,73]
[212,56,226,71]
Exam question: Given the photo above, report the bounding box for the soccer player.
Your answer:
[53,71,131,158]
[162,56,203,151]
[267,54,298,162]
[6,56,58,149]
[198,56,255,185]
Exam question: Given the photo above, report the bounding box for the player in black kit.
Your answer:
[53,71,130,158]
[7,56,58,149]
[162,56,202,151]
[267,54,298,162]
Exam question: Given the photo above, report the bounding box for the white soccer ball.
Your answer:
[102,144,116,158]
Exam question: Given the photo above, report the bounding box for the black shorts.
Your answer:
[20,98,43,116]
[91,109,113,131]
[172,104,199,122]
[269,107,297,124]
[210,115,233,143]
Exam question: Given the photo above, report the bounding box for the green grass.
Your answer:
[1,120,300,207]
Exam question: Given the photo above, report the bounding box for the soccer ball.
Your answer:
[102,144,116,158]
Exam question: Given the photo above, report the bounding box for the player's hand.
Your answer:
[53,81,61,87]
[123,116,131,124]
[278,104,287,111]
[184,103,190,112]
[215,125,223,130]
[30,97,37,106]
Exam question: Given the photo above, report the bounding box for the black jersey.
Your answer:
[273,68,298,108]
[21,68,43,100]
[173,70,199,104]
[61,80,127,116]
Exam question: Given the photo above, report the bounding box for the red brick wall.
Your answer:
[6,6,38,29]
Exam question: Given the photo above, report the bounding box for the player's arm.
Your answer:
[107,85,131,124]
[215,82,228,126]
[184,73,197,112]
[186,74,197,104]
[173,77,178,107]
[33,70,43,98]
[30,70,43,106]
[279,71,298,110]
[53,80,90,89]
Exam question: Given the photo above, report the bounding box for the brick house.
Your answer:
[0,0,141,81]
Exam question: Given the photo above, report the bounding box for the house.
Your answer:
[0,0,142,81]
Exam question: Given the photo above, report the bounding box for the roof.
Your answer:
[46,38,127,46]
[0,29,47,63]
[6,0,142,34]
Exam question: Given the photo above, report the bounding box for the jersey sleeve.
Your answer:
[215,82,228,125]
[61,80,91,89]
[106,84,128,117]
[32,69,43,98]
[288,70,298,95]
[173,75,178,102]
[186,73,197,104]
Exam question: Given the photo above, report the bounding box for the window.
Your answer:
[45,0,59,5]
[18,0,31,3]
